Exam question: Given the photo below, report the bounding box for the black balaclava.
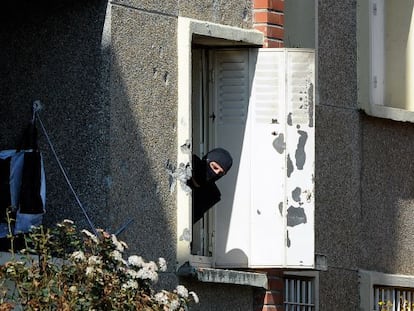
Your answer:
[203,148,233,183]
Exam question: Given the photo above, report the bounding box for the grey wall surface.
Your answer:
[181,280,253,311]
[8,1,414,310]
[316,1,362,309]
[109,3,178,265]
[178,0,252,28]
[284,0,315,48]
[0,0,110,231]
[360,116,414,275]
[317,0,414,310]
[0,1,255,310]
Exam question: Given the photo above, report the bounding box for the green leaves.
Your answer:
[0,220,198,310]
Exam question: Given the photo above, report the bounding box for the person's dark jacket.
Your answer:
[188,155,221,223]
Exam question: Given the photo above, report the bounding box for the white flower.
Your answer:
[69,285,77,293]
[175,285,188,299]
[128,255,144,267]
[110,250,126,264]
[122,280,138,290]
[158,257,167,272]
[154,291,169,305]
[126,269,139,279]
[139,261,159,282]
[169,299,180,311]
[88,255,102,266]
[146,261,158,271]
[57,219,73,227]
[111,250,122,260]
[111,234,127,252]
[189,291,199,303]
[81,229,98,243]
[85,266,95,276]
[71,251,86,262]
[137,265,159,283]
[121,240,128,249]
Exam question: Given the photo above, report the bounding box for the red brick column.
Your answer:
[253,0,284,48]
[253,269,284,311]
[252,2,285,308]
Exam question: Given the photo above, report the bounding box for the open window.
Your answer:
[358,0,414,122]
[177,18,315,271]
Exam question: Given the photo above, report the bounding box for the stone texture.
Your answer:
[360,115,414,275]
[315,105,362,269]
[109,6,178,262]
[179,0,253,29]
[318,269,359,311]
[181,279,254,311]
[5,1,414,311]
[318,0,357,109]
[111,0,178,17]
[0,0,110,231]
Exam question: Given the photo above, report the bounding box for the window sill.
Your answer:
[362,104,414,123]
[176,262,268,289]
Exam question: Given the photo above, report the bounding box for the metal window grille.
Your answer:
[374,286,414,311]
[284,277,315,311]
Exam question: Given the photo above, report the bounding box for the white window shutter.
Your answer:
[212,48,315,268]
[248,49,286,267]
[212,50,252,268]
[284,49,315,267]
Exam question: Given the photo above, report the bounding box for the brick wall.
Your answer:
[253,269,285,311]
[253,0,284,48]
[253,1,285,309]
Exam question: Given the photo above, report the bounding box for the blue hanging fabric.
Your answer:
[0,107,46,239]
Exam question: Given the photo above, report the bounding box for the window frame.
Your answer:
[374,285,414,310]
[359,270,414,311]
[176,17,263,270]
[177,18,315,271]
[357,0,414,122]
[284,271,319,311]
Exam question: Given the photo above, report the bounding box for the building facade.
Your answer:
[1,0,414,310]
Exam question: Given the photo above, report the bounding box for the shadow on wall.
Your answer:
[0,0,176,263]
[0,0,111,231]
[360,114,414,275]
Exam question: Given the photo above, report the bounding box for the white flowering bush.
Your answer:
[0,220,198,310]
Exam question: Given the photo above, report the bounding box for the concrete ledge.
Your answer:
[177,262,268,289]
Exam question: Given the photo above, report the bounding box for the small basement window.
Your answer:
[360,270,414,311]
[284,276,317,311]
[374,286,414,311]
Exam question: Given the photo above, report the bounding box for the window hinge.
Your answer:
[210,230,215,253]
[209,69,214,83]
[373,76,377,89]
[373,3,377,16]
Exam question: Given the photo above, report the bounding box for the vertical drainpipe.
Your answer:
[252,1,285,311]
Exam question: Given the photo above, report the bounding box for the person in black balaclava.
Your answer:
[188,148,233,223]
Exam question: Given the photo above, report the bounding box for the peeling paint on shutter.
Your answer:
[213,49,315,268]
[248,49,286,267]
[284,50,315,267]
